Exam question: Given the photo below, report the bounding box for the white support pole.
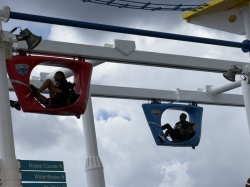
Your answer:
[82,95,105,187]
[240,4,250,135]
[0,6,19,187]
[206,78,242,99]
[0,48,19,187]
[239,6,250,41]
[241,81,250,134]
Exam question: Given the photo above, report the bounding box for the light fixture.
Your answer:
[223,65,243,82]
[16,28,42,50]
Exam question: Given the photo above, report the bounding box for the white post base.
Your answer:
[85,156,105,187]
[1,158,19,186]
[2,181,20,187]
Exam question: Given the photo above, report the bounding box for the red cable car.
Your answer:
[6,56,93,117]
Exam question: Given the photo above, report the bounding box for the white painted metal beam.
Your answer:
[8,79,243,107]
[90,85,244,107]
[14,40,248,73]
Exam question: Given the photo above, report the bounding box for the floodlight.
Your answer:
[16,28,42,50]
[223,65,243,82]
[223,70,236,82]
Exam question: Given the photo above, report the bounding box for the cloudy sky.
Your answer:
[1,0,250,186]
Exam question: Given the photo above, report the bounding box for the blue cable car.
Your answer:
[142,102,203,149]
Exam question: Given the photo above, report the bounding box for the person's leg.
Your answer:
[158,124,173,142]
[164,130,170,138]
[163,124,173,138]
[30,79,56,105]
[161,124,169,130]
[170,129,184,141]
[38,79,56,99]
[36,95,48,105]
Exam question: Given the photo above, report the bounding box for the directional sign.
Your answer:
[19,160,64,171]
[22,183,67,187]
[21,171,66,182]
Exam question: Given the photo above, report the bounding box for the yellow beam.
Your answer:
[182,0,250,22]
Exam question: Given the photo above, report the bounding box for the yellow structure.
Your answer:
[182,0,250,35]
[183,0,250,23]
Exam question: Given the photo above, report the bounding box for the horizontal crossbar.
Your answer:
[15,40,248,73]
[8,79,244,107]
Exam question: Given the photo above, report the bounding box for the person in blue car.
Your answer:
[158,113,194,142]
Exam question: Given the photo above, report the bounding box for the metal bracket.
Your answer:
[0,31,19,59]
[3,42,12,59]
[151,99,161,104]
[115,39,136,56]
[176,88,180,101]
[206,85,218,100]
[189,102,198,106]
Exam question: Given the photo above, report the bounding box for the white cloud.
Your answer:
[158,160,195,187]
[48,26,86,44]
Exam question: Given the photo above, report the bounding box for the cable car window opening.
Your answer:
[161,110,190,142]
[30,66,76,109]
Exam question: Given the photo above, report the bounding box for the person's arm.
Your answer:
[161,124,169,130]
[181,122,194,134]
[54,82,70,94]
[55,88,63,94]
[180,122,188,134]
[174,122,180,129]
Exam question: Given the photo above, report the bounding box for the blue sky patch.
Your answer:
[96,109,130,121]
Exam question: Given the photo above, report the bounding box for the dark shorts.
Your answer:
[45,97,68,108]
[45,94,80,108]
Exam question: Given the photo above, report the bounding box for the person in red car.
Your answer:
[10,71,78,110]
